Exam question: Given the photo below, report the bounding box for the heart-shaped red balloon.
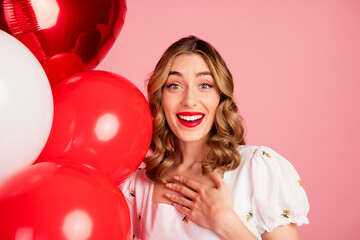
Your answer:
[0,0,127,85]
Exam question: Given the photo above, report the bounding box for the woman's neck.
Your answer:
[174,136,210,168]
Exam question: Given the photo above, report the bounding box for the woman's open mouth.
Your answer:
[176,112,205,128]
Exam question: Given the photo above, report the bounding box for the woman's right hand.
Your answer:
[164,172,257,240]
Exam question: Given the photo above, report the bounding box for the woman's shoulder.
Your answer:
[233,145,310,233]
[237,144,290,162]
[236,145,260,159]
[235,145,302,180]
[236,145,282,164]
[237,144,277,153]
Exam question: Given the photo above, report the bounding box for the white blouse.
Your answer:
[119,145,310,239]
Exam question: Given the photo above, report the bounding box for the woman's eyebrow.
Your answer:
[168,71,212,77]
[168,71,182,76]
[195,71,212,77]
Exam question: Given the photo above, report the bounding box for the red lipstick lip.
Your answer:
[176,112,204,117]
[176,112,205,128]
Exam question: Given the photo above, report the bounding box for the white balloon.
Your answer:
[0,30,53,184]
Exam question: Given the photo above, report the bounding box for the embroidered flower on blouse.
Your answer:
[246,210,253,222]
[282,210,291,218]
[298,179,302,186]
[138,213,142,223]
[253,149,258,154]
[130,187,135,197]
[182,215,189,224]
[261,151,272,158]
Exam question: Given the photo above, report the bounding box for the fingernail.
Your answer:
[165,183,172,188]
[173,176,179,181]
[165,193,171,198]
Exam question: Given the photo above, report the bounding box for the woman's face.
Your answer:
[162,54,220,143]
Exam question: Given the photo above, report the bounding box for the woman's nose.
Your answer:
[181,87,197,107]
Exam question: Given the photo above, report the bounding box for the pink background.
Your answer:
[97,1,360,239]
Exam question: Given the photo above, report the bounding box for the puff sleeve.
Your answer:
[119,172,140,239]
[250,146,310,234]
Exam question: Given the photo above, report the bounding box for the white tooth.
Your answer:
[178,114,203,121]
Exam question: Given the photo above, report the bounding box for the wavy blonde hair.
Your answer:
[145,36,245,183]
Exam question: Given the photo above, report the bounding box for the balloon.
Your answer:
[41,53,85,86]
[0,0,127,85]
[36,71,152,184]
[0,30,53,184]
[0,162,132,240]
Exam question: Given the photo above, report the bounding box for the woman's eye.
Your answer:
[167,84,181,89]
[199,83,213,89]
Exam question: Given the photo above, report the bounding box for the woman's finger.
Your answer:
[209,171,223,189]
[173,202,191,216]
[165,192,193,209]
[166,183,197,200]
[173,175,202,192]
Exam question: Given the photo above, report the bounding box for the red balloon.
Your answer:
[41,53,85,86]
[0,162,132,240]
[0,0,127,85]
[36,71,152,184]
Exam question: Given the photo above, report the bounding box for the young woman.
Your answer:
[120,36,309,239]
